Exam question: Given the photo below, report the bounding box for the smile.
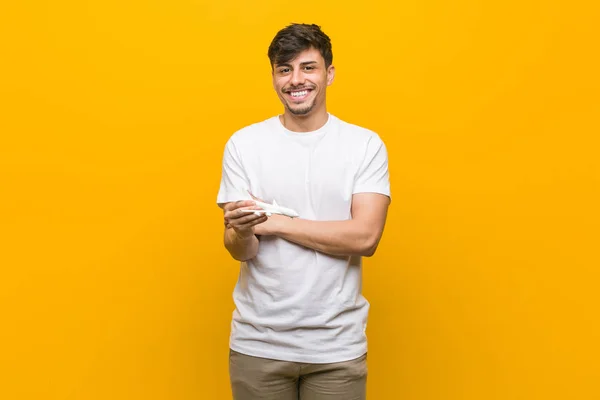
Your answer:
[291,90,308,97]
[286,89,312,101]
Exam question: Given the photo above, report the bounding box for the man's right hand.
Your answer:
[223,200,268,238]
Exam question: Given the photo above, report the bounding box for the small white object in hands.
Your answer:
[238,188,299,218]
[241,199,299,218]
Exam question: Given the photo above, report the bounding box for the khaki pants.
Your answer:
[229,349,367,400]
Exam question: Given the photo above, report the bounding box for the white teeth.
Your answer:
[291,90,308,97]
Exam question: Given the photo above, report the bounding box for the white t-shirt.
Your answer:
[216,113,391,363]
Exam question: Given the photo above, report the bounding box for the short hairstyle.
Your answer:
[268,23,333,69]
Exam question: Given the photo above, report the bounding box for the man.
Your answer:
[217,23,391,400]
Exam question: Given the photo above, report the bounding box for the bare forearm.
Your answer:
[224,228,259,261]
[274,218,380,257]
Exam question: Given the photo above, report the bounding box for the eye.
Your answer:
[304,66,314,71]
[279,68,290,74]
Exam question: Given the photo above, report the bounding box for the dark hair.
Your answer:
[268,23,333,69]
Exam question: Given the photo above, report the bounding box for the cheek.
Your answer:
[274,78,287,90]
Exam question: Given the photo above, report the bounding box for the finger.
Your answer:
[232,202,257,214]
[236,200,256,209]
[223,201,238,212]
[226,206,263,221]
[224,200,255,212]
[231,214,268,230]
[226,212,266,227]
[234,210,263,223]
[224,207,250,221]
[255,216,269,225]
[243,215,268,228]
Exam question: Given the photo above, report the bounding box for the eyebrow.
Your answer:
[277,61,318,68]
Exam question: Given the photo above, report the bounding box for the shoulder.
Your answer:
[221,116,279,164]
[227,116,278,145]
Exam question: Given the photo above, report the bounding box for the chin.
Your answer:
[286,101,316,116]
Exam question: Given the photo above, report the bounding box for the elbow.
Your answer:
[225,241,258,262]
[228,247,258,262]
[237,251,257,262]
[355,224,385,257]
[359,237,380,257]
[361,245,378,257]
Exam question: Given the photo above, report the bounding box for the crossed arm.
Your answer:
[221,193,390,261]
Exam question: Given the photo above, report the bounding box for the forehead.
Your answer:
[275,47,324,66]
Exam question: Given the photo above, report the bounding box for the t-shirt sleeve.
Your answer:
[353,135,391,198]
[216,138,250,207]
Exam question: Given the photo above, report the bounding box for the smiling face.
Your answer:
[272,47,335,116]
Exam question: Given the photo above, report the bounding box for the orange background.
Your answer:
[1,1,599,399]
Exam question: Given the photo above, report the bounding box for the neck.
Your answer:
[280,107,329,133]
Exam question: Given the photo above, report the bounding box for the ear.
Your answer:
[327,65,336,86]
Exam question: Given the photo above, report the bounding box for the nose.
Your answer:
[290,68,305,87]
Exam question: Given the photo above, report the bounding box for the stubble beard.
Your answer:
[286,100,315,115]
[280,86,318,116]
